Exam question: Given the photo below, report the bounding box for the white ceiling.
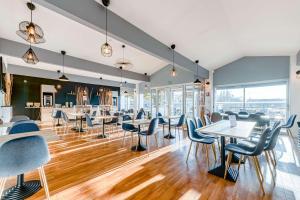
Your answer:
[109,0,300,69]
[0,0,167,83]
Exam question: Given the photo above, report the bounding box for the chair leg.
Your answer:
[224,152,233,179]
[254,156,264,182]
[267,151,275,167]
[205,144,210,168]
[147,136,150,154]
[217,139,221,153]
[122,131,126,147]
[39,166,51,200]
[195,143,199,156]
[251,157,265,195]
[264,151,276,183]
[212,143,217,162]
[238,155,243,171]
[154,134,159,148]
[0,178,7,198]
[186,141,193,163]
[271,150,277,166]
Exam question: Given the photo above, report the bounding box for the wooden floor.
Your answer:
[3,123,300,200]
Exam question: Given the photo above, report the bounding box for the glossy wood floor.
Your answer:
[3,123,300,200]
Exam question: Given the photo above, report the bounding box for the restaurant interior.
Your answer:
[0,0,300,199]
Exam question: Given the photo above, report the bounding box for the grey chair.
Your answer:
[211,112,222,123]
[170,114,185,141]
[61,111,76,135]
[0,136,51,199]
[85,114,101,136]
[10,115,30,122]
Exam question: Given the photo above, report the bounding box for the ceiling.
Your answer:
[0,0,168,83]
[108,0,300,69]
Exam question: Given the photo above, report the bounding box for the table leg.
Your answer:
[97,118,108,138]
[226,138,244,164]
[131,125,147,151]
[1,174,41,199]
[78,116,84,132]
[71,116,79,131]
[208,136,239,182]
[164,118,176,139]
[56,118,62,126]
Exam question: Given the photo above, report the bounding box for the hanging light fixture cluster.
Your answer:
[170,44,176,77]
[17,1,45,64]
[101,0,113,57]
[58,51,69,81]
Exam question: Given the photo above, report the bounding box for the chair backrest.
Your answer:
[255,112,265,116]
[52,109,62,118]
[238,111,249,115]
[0,135,50,177]
[225,111,234,115]
[186,118,198,140]
[147,118,158,135]
[136,111,144,120]
[195,117,203,128]
[91,110,97,117]
[111,113,119,123]
[204,114,211,125]
[9,121,39,134]
[10,115,30,122]
[264,126,282,151]
[248,114,260,122]
[272,120,281,130]
[211,112,222,123]
[157,113,167,124]
[285,114,297,128]
[177,114,185,126]
[61,111,69,123]
[105,110,111,116]
[123,115,132,121]
[251,128,271,156]
[85,114,93,127]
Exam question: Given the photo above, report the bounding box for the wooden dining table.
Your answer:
[195,120,256,182]
[122,119,151,151]
[94,115,118,138]
[68,112,86,132]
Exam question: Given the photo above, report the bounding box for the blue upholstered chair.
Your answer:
[281,114,297,138]
[224,128,270,194]
[157,112,168,134]
[85,114,101,136]
[104,113,119,134]
[122,115,138,147]
[170,114,185,140]
[238,111,249,115]
[0,136,51,200]
[136,111,144,120]
[203,114,211,125]
[10,115,30,122]
[186,119,217,167]
[8,120,39,134]
[137,118,159,153]
[52,109,62,126]
[61,111,76,135]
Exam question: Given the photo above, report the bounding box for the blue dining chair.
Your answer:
[52,109,62,126]
[186,119,217,167]
[224,128,270,194]
[10,115,30,122]
[85,114,101,136]
[122,115,138,147]
[8,120,39,134]
[157,112,168,134]
[170,114,185,140]
[211,112,222,123]
[203,114,211,125]
[281,114,297,138]
[136,111,144,120]
[0,136,51,200]
[137,118,159,153]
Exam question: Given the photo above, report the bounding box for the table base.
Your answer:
[96,134,108,139]
[2,180,41,200]
[131,144,147,151]
[164,134,176,139]
[208,165,239,182]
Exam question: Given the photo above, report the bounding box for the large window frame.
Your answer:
[214,80,289,120]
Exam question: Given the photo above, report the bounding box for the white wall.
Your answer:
[289,55,300,136]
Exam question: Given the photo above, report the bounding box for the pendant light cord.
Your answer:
[62,54,65,74]
[105,7,108,43]
[172,49,175,70]
[30,0,33,22]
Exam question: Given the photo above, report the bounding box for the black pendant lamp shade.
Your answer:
[22,45,39,64]
[194,60,202,86]
[171,44,176,77]
[101,0,112,57]
[16,2,45,44]
[119,66,123,86]
[59,51,69,81]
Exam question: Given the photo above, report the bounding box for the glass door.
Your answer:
[185,85,194,118]
[170,86,183,116]
[157,88,169,116]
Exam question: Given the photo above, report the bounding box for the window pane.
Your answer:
[151,89,157,117]
[185,85,194,118]
[245,84,287,120]
[215,88,244,113]
[157,88,169,116]
[170,87,183,116]
[143,88,151,112]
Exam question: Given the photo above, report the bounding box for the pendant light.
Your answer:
[22,44,39,64]
[194,60,202,86]
[16,1,45,44]
[119,66,123,86]
[170,44,176,77]
[101,0,112,57]
[124,81,128,94]
[59,51,69,81]
[115,45,133,69]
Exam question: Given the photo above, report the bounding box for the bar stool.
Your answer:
[0,136,51,199]
[52,109,62,127]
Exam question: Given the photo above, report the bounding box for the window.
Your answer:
[170,86,183,116]
[214,82,288,121]
[143,88,151,112]
[185,85,194,118]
